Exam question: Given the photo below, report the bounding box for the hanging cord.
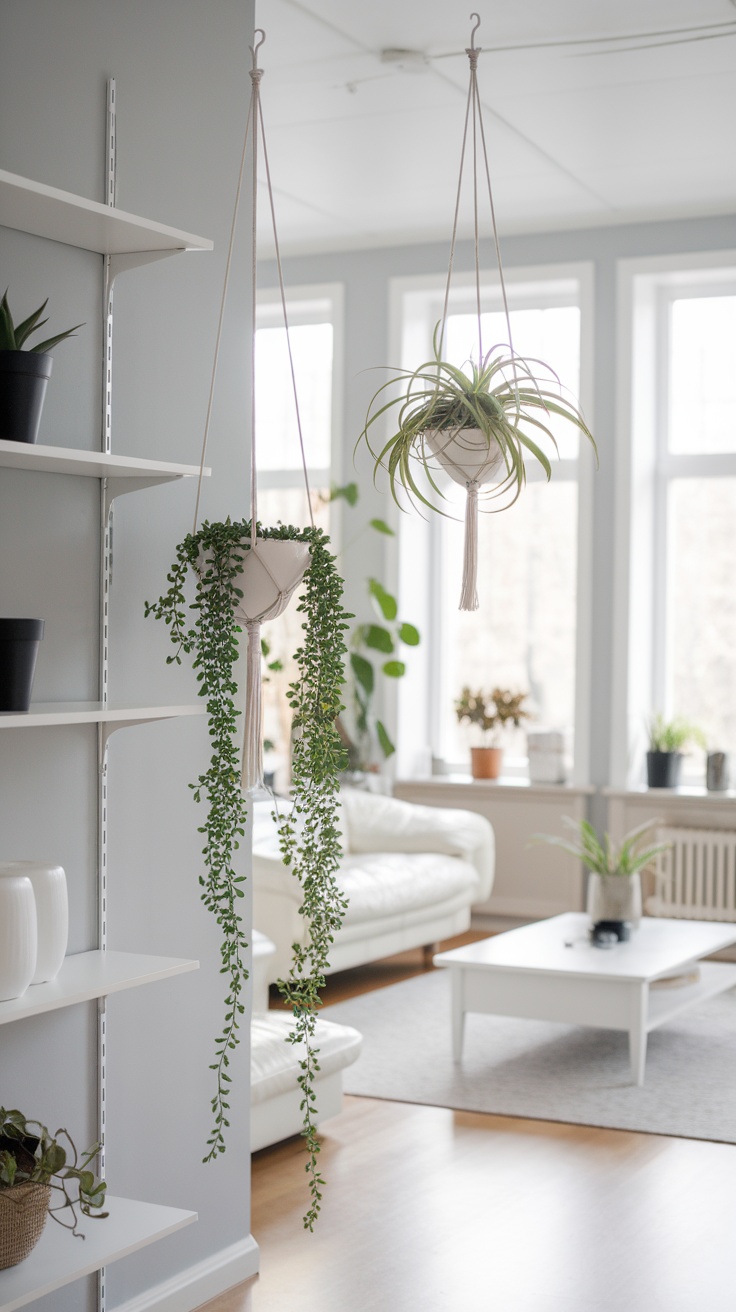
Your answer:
[193,51,258,535]
[249,43,262,548]
[257,95,315,529]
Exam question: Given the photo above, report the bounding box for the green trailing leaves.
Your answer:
[369,517,394,535]
[398,622,420,646]
[368,578,397,621]
[0,1107,107,1237]
[146,518,350,1229]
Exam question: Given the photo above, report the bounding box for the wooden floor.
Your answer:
[198,937,736,1312]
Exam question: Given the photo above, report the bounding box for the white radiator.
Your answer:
[647,827,736,921]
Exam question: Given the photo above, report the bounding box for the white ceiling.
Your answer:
[253,0,736,254]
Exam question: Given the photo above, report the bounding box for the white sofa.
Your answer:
[253,787,495,984]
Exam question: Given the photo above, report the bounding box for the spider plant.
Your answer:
[358,327,597,514]
[647,713,705,754]
[534,817,670,878]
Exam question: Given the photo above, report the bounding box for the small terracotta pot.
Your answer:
[470,746,503,780]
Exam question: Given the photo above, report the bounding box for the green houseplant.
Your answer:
[455,686,530,780]
[646,713,705,789]
[328,482,420,771]
[0,1107,107,1269]
[146,517,349,1229]
[0,290,82,444]
[358,331,597,610]
[535,817,671,931]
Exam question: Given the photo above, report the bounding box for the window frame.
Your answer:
[390,263,595,783]
[255,282,344,520]
[614,252,736,787]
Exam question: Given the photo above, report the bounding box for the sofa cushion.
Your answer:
[338,851,480,925]
[251,1012,362,1104]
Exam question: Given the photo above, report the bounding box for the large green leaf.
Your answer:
[398,622,420,646]
[369,517,395,536]
[350,652,374,694]
[382,659,406,678]
[376,719,396,758]
[330,481,359,506]
[368,578,398,621]
[364,624,394,654]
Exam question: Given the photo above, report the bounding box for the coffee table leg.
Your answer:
[451,970,465,1062]
[628,982,649,1086]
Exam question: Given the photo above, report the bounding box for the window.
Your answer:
[255,285,342,779]
[620,258,736,786]
[656,283,736,753]
[395,270,592,778]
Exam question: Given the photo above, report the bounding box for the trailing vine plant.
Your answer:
[146,518,349,1228]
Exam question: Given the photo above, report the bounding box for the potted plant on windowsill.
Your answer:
[0,1106,107,1269]
[646,714,705,788]
[0,291,82,444]
[455,685,530,779]
[534,817,671,936]
[358,330,596,611]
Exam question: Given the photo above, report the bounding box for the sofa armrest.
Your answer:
[341,789,495,903]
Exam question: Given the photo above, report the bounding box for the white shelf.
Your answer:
[0,438,210,487]
[0,951,199,1026]
[0,1195,196,1311]
[0,702,204,730]
[0,168,212,256]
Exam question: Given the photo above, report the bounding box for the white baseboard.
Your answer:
[111,1235,260,1312]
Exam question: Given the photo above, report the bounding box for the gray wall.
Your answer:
[261,211,736,799]
[0,3,256,1309]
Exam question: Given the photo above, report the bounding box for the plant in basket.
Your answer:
[0,1107,107,1270]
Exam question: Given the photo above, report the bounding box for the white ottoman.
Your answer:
[251,1011,362,1152]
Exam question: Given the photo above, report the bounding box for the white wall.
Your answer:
[0,3,257,1309]
[260,211,736,820]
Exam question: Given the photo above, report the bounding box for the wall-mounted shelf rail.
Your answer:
[0,951,199,1027]
[0,1196,196,1311]
[0,702,204,730]
[0,168,212,256]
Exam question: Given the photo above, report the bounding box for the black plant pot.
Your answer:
[646,750,682,788]
[0,619,44,712]
[0,351,53,444]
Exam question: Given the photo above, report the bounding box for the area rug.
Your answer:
[323,969,736,1144]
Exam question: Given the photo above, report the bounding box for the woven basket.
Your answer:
[0,1182,51,1269]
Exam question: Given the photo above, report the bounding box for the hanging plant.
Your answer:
[146,518,349,1229]
[357,14,597,613]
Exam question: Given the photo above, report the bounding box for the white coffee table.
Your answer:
[434,913,736,1085]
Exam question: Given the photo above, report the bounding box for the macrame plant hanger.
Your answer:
[433,13,520,612]
[192,30,315,793]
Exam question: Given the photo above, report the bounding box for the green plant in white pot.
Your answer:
[0,291,82,445]
[147,517,349,1229]
[535,817,671,931]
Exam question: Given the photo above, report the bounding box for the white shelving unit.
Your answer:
[0,1196,196,1312]
[0,136,212,1309]
[0,952,198,1027]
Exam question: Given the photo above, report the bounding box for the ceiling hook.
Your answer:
[250,28,266,69]
[469,13,481,49]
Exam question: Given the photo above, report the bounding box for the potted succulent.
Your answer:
[646,714,705,788]
[0,1106,107,1269]
[147,517,349,1229]
[0,291,82,444]
[455,686,530,779]
[0,617,45,712]
[535,817,671,935]
[358,331,596,610]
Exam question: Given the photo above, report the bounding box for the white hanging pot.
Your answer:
[0,861,68,984]
[231,538,311,624]
[425,426,505,488]
[0,871,37,1000]
[425,428,506,613]
[230,538,311,793]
